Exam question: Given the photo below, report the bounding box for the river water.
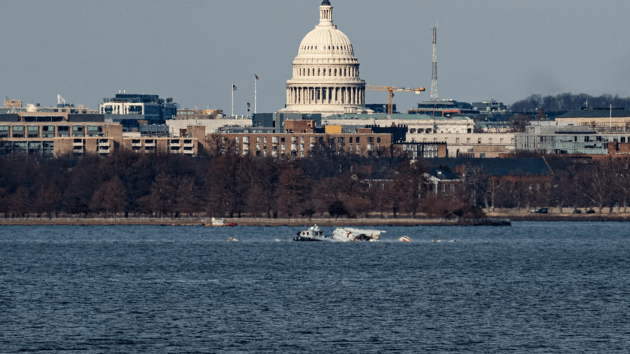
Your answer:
[0,222,629,353]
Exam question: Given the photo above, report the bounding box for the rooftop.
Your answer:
[328,113,470,120]
[557,109,630,119]
[427,158,553,177]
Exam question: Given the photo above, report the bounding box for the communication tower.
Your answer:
[430,24,438,102]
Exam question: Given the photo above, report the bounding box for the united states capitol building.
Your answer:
[279,0,370,116]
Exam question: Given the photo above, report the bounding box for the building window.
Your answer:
[456,138,460,144]
[467,138,471,144]
[478,138,482,144]
[72,126,84,137]
[27,126,39,138]
[12,125,24,138]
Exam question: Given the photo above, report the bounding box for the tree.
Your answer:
[536,107,546,120]
[205,156,239,217]
[91,176,127,217]
[328,200,348,219]
[509,114,531,133]
[33,182,63,218]
[9,186,31,218]
[276,163,311,218]
[70,197,90,217]
[176,175,203,217]
[140,172,177,217]
[0,187,7,217]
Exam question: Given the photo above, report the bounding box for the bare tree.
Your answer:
[9,186,30,218]
[33,182,63,218]
[91,176,127,217]
[140,172,177,217]
[276,163,311,218]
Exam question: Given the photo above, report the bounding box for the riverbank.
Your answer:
[2,213,629,227]
[0,217,510,227]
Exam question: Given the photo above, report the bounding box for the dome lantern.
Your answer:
[320,1,332,25]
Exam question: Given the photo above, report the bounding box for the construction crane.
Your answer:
[366,85,426,114]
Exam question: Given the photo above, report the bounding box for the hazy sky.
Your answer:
[1,0,630,115]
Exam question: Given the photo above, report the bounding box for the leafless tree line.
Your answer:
[463,158,630,213]
[1,151,626,219]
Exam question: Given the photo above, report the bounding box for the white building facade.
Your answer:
[280,0,368,116]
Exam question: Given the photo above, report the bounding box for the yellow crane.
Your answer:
[366,85,426,114]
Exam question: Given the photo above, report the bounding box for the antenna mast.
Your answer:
[430,24,438,102]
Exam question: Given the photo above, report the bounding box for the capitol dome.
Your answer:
[281,0,368,116]
[297,23,354,58]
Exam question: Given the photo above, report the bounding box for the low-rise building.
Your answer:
[0,120,122,157]
[555,108,630,129]
[515,121,613,155]
[167,118,252,137]
[407,132,516,158]
[177,108,224,120]
[408,99,479,117]
[397,141,447,159]
[216,130,393,159]
[324,113,474,135]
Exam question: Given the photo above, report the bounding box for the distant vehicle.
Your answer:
[573,209,582,214]
[535,208,549,214]
[586,209,596,214]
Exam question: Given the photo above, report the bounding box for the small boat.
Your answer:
[227,237,239,242]
[294,225,332,242]
[397,236,413,242]
[207,217,237,227]
[332,227,384,242]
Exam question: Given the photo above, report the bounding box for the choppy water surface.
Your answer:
[1,222,630,353]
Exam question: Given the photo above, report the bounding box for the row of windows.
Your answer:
[298,67,357,77]
[0,125,105,138]
[410,128,473,134]
[234,136,380,144]
[301,45,351,52]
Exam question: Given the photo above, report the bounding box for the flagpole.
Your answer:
[255,77,257,114]
[231,84,234,117]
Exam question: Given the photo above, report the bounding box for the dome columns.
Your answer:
[287,85,365,106]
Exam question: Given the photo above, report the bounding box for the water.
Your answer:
[1,222,629,353]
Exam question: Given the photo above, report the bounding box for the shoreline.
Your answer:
[0,217,505,227]
[0,214,628,226]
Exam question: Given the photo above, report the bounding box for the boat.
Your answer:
[397,236,413,242]
[207,217,237,227]
[294,225,332,242]
[332,227,385,242]
[227,237,239,242]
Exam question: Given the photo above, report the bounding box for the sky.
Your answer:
[1,0,630,115]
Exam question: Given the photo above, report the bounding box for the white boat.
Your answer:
[332,227,385,242]
[207,217,237,227]
[294,225,332,242]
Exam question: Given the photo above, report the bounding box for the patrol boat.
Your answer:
[294,225,331,242]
